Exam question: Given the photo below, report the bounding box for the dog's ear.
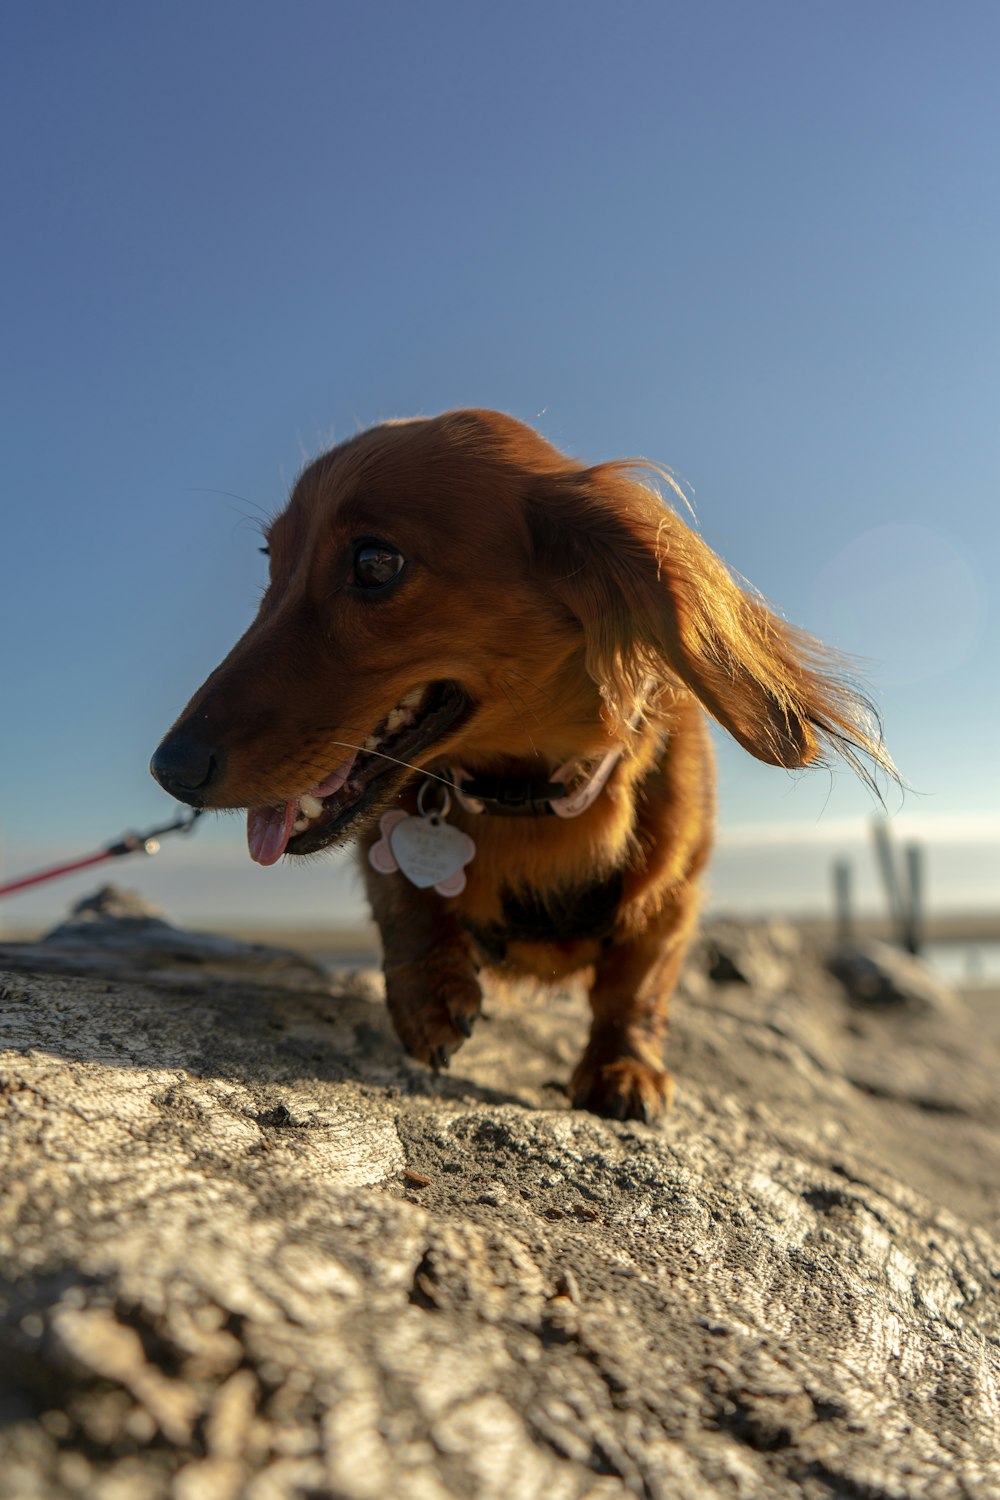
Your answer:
[528,463,893,781]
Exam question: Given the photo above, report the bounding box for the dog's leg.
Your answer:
[363,865,483,1069]
[569,895,698,1123]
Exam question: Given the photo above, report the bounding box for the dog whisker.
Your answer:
[497,678,539,756]
[326,739,457,789]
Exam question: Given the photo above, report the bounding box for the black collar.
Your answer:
[452,772,569,817]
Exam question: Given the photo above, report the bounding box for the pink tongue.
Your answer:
[247,801,298,866]
[246,752,361,867]
[313,750,359,796]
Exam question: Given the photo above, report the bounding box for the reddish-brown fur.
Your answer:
[153,410,891,1120]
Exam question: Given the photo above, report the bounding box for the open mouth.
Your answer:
[246,680,471,865]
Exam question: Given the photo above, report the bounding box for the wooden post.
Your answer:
[871,818,906,944]
[903,843,923,956]
[871,819,927,955]
[833,859,853,946]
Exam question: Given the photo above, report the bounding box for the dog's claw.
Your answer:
[435,1045,451,1070]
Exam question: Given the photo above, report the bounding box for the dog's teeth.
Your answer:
[299,794,323,818]
[364,735,380,751]
[401,688,423,708]
[385,708,407,732]
[292,817,309,833]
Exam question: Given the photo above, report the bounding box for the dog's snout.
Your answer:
[150,729,226,806]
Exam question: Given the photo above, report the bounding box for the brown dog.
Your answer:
[151,410,890,1120]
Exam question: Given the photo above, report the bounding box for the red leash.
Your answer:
[0,809,203,899]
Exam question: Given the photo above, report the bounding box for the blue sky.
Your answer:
[1,2,998,929]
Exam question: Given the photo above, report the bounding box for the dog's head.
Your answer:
[151,409,891,862]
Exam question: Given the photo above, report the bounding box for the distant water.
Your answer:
[924,940,1000,990]
[318,948,380,972]
[313,939,1000,993]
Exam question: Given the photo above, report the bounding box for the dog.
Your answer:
[151,409,890,1120]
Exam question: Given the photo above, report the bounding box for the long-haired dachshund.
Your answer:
[152,410,890,1121]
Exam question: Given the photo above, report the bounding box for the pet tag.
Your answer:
[368,783,476,896]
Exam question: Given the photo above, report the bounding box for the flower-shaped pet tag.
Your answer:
[368,784,476,896]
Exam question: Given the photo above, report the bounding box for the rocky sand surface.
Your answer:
[0,890,997,1499]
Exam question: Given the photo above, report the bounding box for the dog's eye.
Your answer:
[352,542,404,590]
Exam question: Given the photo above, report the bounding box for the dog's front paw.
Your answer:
[385,963,483,1071]
[570,1051,673,1123]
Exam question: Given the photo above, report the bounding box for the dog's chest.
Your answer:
[460,869,623,965]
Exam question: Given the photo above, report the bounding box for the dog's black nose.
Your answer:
[150,730,225,806]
